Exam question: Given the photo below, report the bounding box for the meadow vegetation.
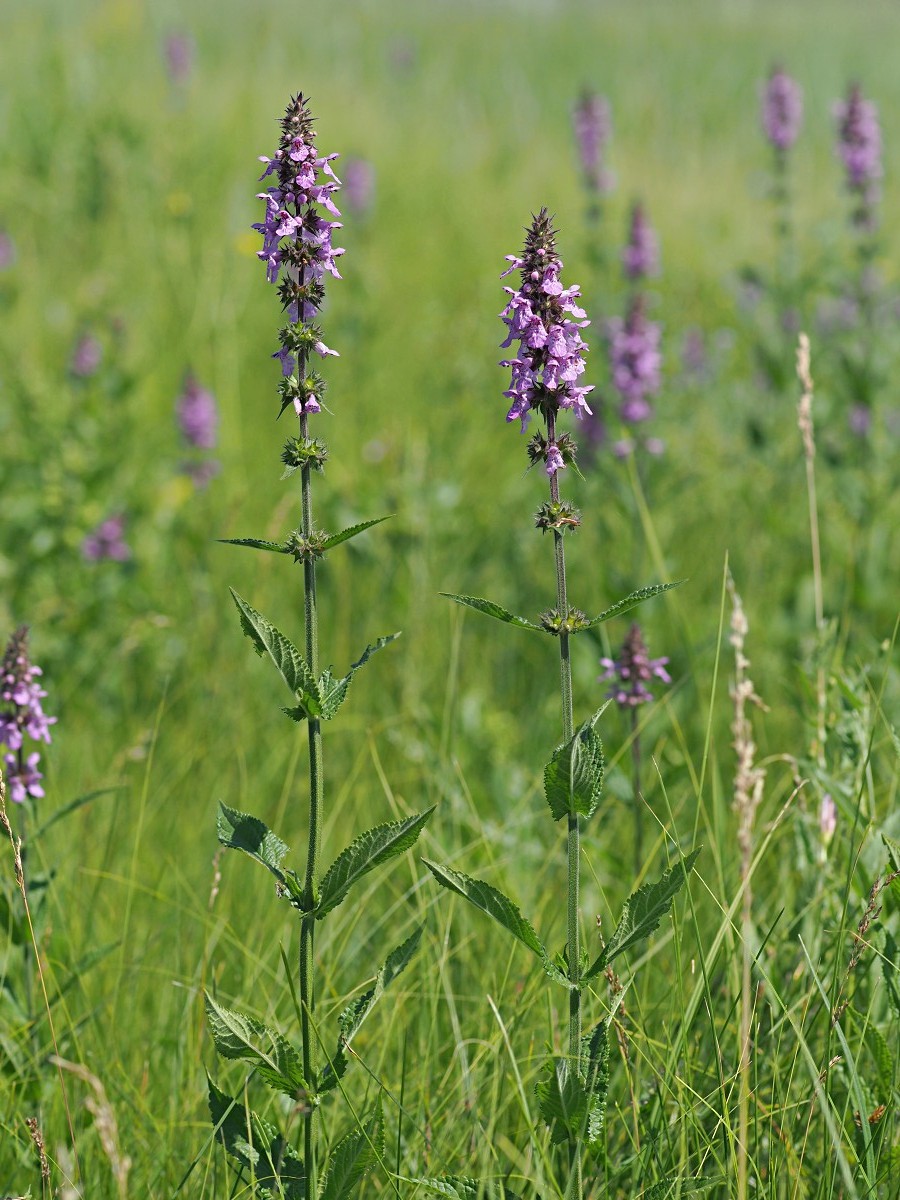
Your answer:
[2,0,900,1195]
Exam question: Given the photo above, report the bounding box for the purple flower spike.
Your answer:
[163,31,194,86]
[607,295,662,421]
[82,514,131,563]
[622,202,659,282]
[255,94,344,421]
[0,230,15,271]
[0,627,56,804]
[761,67,803,152]
[599,622,670,709]
[835,83,882,228]
[70,335,103,378]
[500,211,593,478]
[572,89,613,195]
[177,373,218,449]
[343,158,375,217]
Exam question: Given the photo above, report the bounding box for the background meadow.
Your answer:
[3,0,900,1194]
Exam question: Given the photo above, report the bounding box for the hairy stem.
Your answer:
[631,706,642,879]
[298,397,323,1197]
[548,415,582,1197]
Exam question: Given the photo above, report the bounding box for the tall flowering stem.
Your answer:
[760,66,802,265]
[207,93,432,1200]
[430,210,694,1196]
[600,622,670,875]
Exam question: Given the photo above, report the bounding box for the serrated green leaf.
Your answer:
[535,1058,591,1145]
[230,590,322,714]
[207,1074,306,1198]
[423,860,568,986]
[320,926,424,1093]
[217,804,289,885]
[318,633,401,720]
[544,709,605,821]
[583,1019,611,1151]
[640,1177,722,1198]
[411,1179,522,1200]
[318,1096,383,1200]
[585,850,700,978]
[440,593,546,633]
[205,994,308,1099]
[882,832,900,875]
[317,810,434,919]
[883,929,900,1018]
[585,581,684,628]
[320,516,391,551]
[219,537,288,554]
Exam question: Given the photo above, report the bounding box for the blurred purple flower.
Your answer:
[835,83,882,189]
[0,626,55,804]
[835,83,882,229]
[622,201,659,282]
[607,295,661,421]
[343,158,375,217]
[681,327,708,378]
[819,793,837,843]
[177,373,218,449]
[848,403,871,436]
[572,89,613,194]
[0,230,15,271]
[500,209,593,475]
[70,335,102,378]
[600,623,670,708]
[181,459,221,489]
[82,514,131,563]
[761,67,803,152]
[163,31,194,85]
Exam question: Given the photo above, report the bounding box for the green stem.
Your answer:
[548,415,582,1198]
[299,406,323,1200]
[631,707,642,880]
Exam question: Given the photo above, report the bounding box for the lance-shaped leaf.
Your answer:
[320,926,424,1093]
[585,849,700,979]
[219,537,288,554]
[423,860,568,986]
[413,1180,523,1199]
[318,1096,383,1200]
[544,708,606,821]
[205,994,308,1099]
[207,1075,306,1198]
[440,593,546,633]
[317,633,401,720]
[585,581,684,629]
[316,810,434,919]
[230,590,322,716]
[320,516,391,551]
[535,1058,591,1146]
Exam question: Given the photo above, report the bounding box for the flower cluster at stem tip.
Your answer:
[761,67,803,153]
[500,209,593,476]
[607,294,662,424]
[834,82,882,230]
[571,89,613,195]
[622,201,660,282]
[600,622,670,709]
[0,627,56,804]
[254,94,344,418]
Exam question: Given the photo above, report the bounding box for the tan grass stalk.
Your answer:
[728,575,768,1200]
[796,333,826,765]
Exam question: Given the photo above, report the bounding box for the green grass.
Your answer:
[2,0,900,1195]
